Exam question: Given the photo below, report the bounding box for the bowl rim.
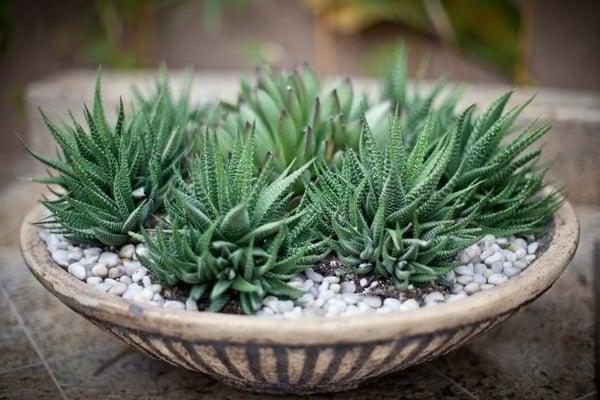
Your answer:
[20,200,579,345]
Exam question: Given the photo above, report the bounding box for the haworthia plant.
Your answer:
[24,75,196,246]
[137,131,329,314]
[306,93,562,287]
[215,64,390,177]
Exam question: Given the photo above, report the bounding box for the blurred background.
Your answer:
[1,0,600,183]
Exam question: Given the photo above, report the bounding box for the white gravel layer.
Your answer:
[40,230,539,318]
[255,234,539,318]
[39,231,188,311]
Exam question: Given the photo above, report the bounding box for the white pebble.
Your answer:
[480,283,495,290]
[135,244,149,259]
[68,263,87,280]
[79,256,98,269]
[484,253,503,266]
[134,288,154,303]
[51,250,70,267]
[455,265,474,276]
[108,266,125,279]
[383,298,401,310]
[359,278,368,287]
[473,263,487,275]
[525,254,536,262]
[98,252,119,268]
[399,299,420,311]
[91,263,108,278]
[490,261,504,273]
[480,248,494,260]
[329,283,341,293]
[120,276,132,285]
[185,298,198,311]
[515,248,527,259]
[86,276,102,285]
[323,276,340,284]
[318,281,330,293]
[122,284,143,300]
[94,282,112,292]
[452,284,464,294]
[357,302,375,313]
[496,237,508,246]
[277,300,294,313]
[150,284,162,294]
[288,281,304,290]
[163,300,185,310]
[488,274,509,285]
[503,251,517,263]
[119,244,135,259]
[83,247,102,257]
[108,282,127,296]
[124,261,142,276]
[527,242,539,254]
[67,249,83,262]
[319,291,335,301]
[152,293,164,303]
[424,292,444,303]
[298,293,315,305]
[306,270,324,283]
[503,266,520,277]
[262,296,278,309]
[362,296,382,308]
[458,252,471,264]
[342,293,359,305]
[131,268,147,283]
[514,238,527,249]
[514,260,527,269]
[464,282,480,294]
[472,274,486,285]
[340,281,356,293]
[141,276,151,288]
[456,275,473,285]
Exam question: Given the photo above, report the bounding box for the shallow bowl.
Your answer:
[20,202,579,394]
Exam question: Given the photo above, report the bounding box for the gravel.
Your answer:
[41,229,541,319]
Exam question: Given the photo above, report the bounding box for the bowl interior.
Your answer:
[20,200,579,346]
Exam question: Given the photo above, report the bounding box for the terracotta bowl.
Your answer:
[20,202,579,395]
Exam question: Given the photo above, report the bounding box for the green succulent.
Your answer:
[215,64,389,177]
[381,45,463,149]
[24,75,193,246]
[138,131,329,314]
[307,93,561,287]
[133,70,208,145]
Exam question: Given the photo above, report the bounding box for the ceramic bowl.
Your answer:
[20,201,579,394]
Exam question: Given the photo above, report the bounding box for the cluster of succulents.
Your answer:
[28,52,561,313]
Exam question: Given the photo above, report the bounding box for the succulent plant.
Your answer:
[137,131,329,314]
[24,75,194,246]
[215,64,390,177]
[307,93,561,287]
[381,46,463,149]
